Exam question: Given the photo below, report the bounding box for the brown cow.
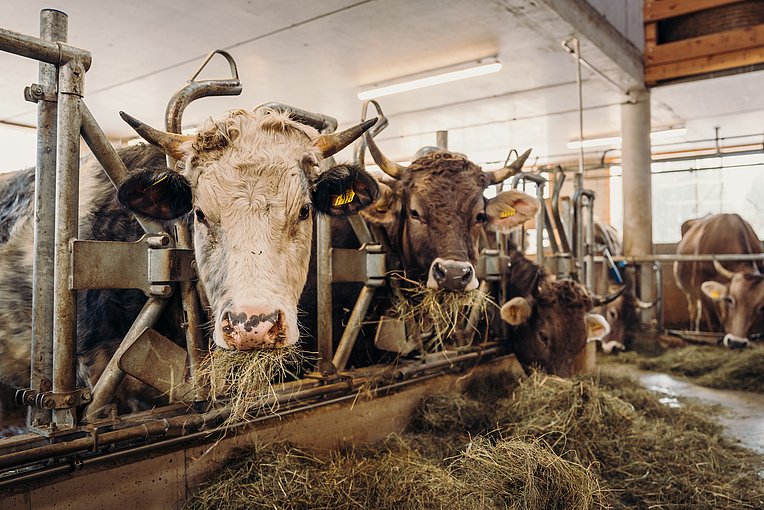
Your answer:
[499,248,612,376]
[360,139,540,290]
[674,213,763,347]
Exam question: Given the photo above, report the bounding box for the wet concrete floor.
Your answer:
[603,364,764,455]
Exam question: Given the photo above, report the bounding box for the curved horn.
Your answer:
[365,130,407,179]
[484,148,532,185]
[120,111,193,161]
[314,117,377,158]
[634,297,656,310]
[713,259,735,280]
[591,284,626,307]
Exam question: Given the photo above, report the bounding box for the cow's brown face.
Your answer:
[702,272,764,348]
[501,279,609,376]
[361,151,539,291]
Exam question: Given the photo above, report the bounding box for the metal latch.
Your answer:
[16,388,92,410]
[332,243,386,286]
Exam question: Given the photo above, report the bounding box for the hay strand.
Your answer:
[196,345,303,424]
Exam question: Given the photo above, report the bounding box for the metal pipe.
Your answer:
[0,26,91,69]
[316,214,335,376]
[511,172,547,265]
[585,195,595,291]
[29,8,67,427]
[572,37,585,193]
[332,285,375,370]
[258,102,338,133]
[598,253,764,263]
[80,104,166,234]
[51,59,85,428]
[85,298,168,421]
[165,50,242,135]
[175,224,205,395]
[0,349,508,473]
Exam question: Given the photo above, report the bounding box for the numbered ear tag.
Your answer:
[499,207,516,219]
[333,188,356,207]
[710,290,721,299]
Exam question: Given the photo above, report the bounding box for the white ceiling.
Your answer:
[1,0,762,169]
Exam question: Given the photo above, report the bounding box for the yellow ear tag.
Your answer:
[333,188,356,207]
[499,207,516,219]
[710,290,721,299]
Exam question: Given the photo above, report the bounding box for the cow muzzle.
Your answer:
[427,258,478,291]
[722,333,750,349]
[219,306,291,350]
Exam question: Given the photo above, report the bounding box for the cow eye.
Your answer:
[195,208,207,224]
[476,212,488,224]
[298,204,312,221]
[409,209,421,220]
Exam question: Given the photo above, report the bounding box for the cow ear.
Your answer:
[585,313,610,341]
[117,169,193,220]
[701,281,727,301]
[312,163,380,217]
[500,297,532,325]
[360,180,401,226]
[485,190,540,233]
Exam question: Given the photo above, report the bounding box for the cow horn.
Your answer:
[120,111,193,161]
[591,285,625,306]
[713,259,735,280]
[365,130,407,179]
[634,297,656,310]
[314,118,377,158]
[484,148,532,185]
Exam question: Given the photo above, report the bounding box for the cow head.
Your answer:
[360,136,539,291]
[501,278,610,376]
[116,108,378,351]
[701,260,764,348]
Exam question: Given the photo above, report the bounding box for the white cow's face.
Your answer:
[117,109,378,350]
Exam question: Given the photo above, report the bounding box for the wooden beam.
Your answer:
[646,24,764,66]
[644,0,744,22]
[646,45,764,83]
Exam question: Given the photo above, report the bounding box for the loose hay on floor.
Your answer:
[186,435,604,510]
[608,344,764,393]
[196,345,303,424]
[187,369,764,510]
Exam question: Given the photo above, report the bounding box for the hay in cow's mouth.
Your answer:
[391,275,495,351]
[197,345,303,425]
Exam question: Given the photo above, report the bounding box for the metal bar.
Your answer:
[332,285,375,371]
[572,37,585,193]
[602,253,764,263]
[29,8,67,427]
[175,224,205,396]
[585,195,595,290]
[436,130,448,149]
[316,214,336,375]
[0,26,91,69]
[80,104,166,234]
[258,102,338,133]
[85,298,168,421]
[51,58,85,428]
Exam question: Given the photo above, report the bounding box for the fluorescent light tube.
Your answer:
[567,128,687,149]
[358,60,502,100]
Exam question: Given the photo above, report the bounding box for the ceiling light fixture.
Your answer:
[357,57,502,100]
[566,127,687,149]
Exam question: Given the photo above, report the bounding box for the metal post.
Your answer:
[573,37,584,193]
[29,8,67,427]
[621,88,655,325]
[333,285,374,371]
[51,57,85,428]
[176,224,205,391]
[585,196,595,291]
[85,298,168,421]
[316,214,336,375]
[436,130,448,149]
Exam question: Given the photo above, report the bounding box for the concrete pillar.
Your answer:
[621,88,656,326]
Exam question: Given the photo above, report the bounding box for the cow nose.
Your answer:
[427,258,477,291]
[723,333,750,349]
[220,306,287,350]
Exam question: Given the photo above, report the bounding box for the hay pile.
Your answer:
[392,276,495,350]
[608,344,764,393]
[196,346,303,424]
[187,434,603,510]
[187,370,764,509]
